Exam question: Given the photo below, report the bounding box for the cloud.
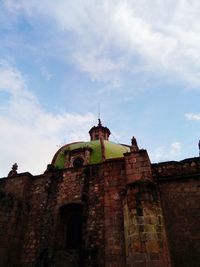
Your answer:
[0,60,32,97]
[0,61,95,177]
[3,0,200,87]
[185,113,200,121]
[149,141,182,162]
[74,52,123,87]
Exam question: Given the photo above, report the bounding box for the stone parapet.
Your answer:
[152,157,200,181]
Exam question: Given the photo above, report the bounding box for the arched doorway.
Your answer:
[64,205,82,249]
[53,203,83,267]
[59,203,83,250]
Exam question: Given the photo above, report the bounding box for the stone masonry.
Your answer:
[0,123,199,267]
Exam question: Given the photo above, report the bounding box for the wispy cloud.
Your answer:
[150,141,182,162]
[0,61,95,176]
[185,112,200,121]
[74,52,123,87]
[4,0,200,87]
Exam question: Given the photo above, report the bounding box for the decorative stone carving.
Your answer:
[8,163,18,177]
[131,136,139,152]
[65,148,91,168]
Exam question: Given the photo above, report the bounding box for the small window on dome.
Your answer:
[73,157,84,168]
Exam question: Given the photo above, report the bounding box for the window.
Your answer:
[73,157,84,168]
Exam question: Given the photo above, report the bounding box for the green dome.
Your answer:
[52,140,130,170]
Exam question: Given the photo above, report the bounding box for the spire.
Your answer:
[89,119,111,141]
[98,118,102,126]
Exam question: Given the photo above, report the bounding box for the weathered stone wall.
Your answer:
[102,159,126,267]
[153,158,200,267]
[0,174,31,267]
[123,149,171,267]
[0,155,199,267]
[53,165,105,267]
[152,157,200,179]
[0,165,113,267]
[20,172,61,267]
[123,182,171,267]
[84,165,105,267]
[124,150,152,184]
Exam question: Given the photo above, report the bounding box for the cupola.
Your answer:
[89,119,111,141]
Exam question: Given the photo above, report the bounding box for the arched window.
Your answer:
[73,157,84,168]
[59,204,83,250]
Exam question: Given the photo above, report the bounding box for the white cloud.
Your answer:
[170,142,182,156]
[0,62,95,177]
[74,52,123,87]
[4,0,200,87]
[0,60,32,97]
[185,112,200,121]
[149,141,182,162]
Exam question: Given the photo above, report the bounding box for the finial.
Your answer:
[8,163,18,177]
[98,118,102,126]
[131,136,139,152]
[98,102,101,121]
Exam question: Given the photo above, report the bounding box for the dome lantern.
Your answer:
[89,119,111,141]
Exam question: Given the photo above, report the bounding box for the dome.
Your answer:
[51,120,131,170]
[51,140,130,170]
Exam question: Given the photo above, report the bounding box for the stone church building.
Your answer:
[0,120,199,267]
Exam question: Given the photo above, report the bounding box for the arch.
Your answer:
[59,203,83,250]
[73,157,84,168]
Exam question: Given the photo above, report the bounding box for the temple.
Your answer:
[0,121,199,267]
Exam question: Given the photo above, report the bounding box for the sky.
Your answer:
[1,0,200,177]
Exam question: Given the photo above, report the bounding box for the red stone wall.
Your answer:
[124,149,171,267]
[84,165,105,267]
[53,165,106,266]
[20,172,60,267]
[0,156,199,267]
[0,175,31,267]
[153,158,200,267]
[123,182,171,267]
[158,178,200,267]
[124,150,152,184]
[102,159,126,267]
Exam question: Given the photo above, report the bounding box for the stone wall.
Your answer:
[0,162,126,267]
[153,158,200,267]
[0,156,199,267]
[102,159,126,267]
[123,148,171,267]
[21,172,60,267]
[0,174,31,267]
[123,181,171,267]
[124,150,152,184]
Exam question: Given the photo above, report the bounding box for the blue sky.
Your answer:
[1,0,200,176]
